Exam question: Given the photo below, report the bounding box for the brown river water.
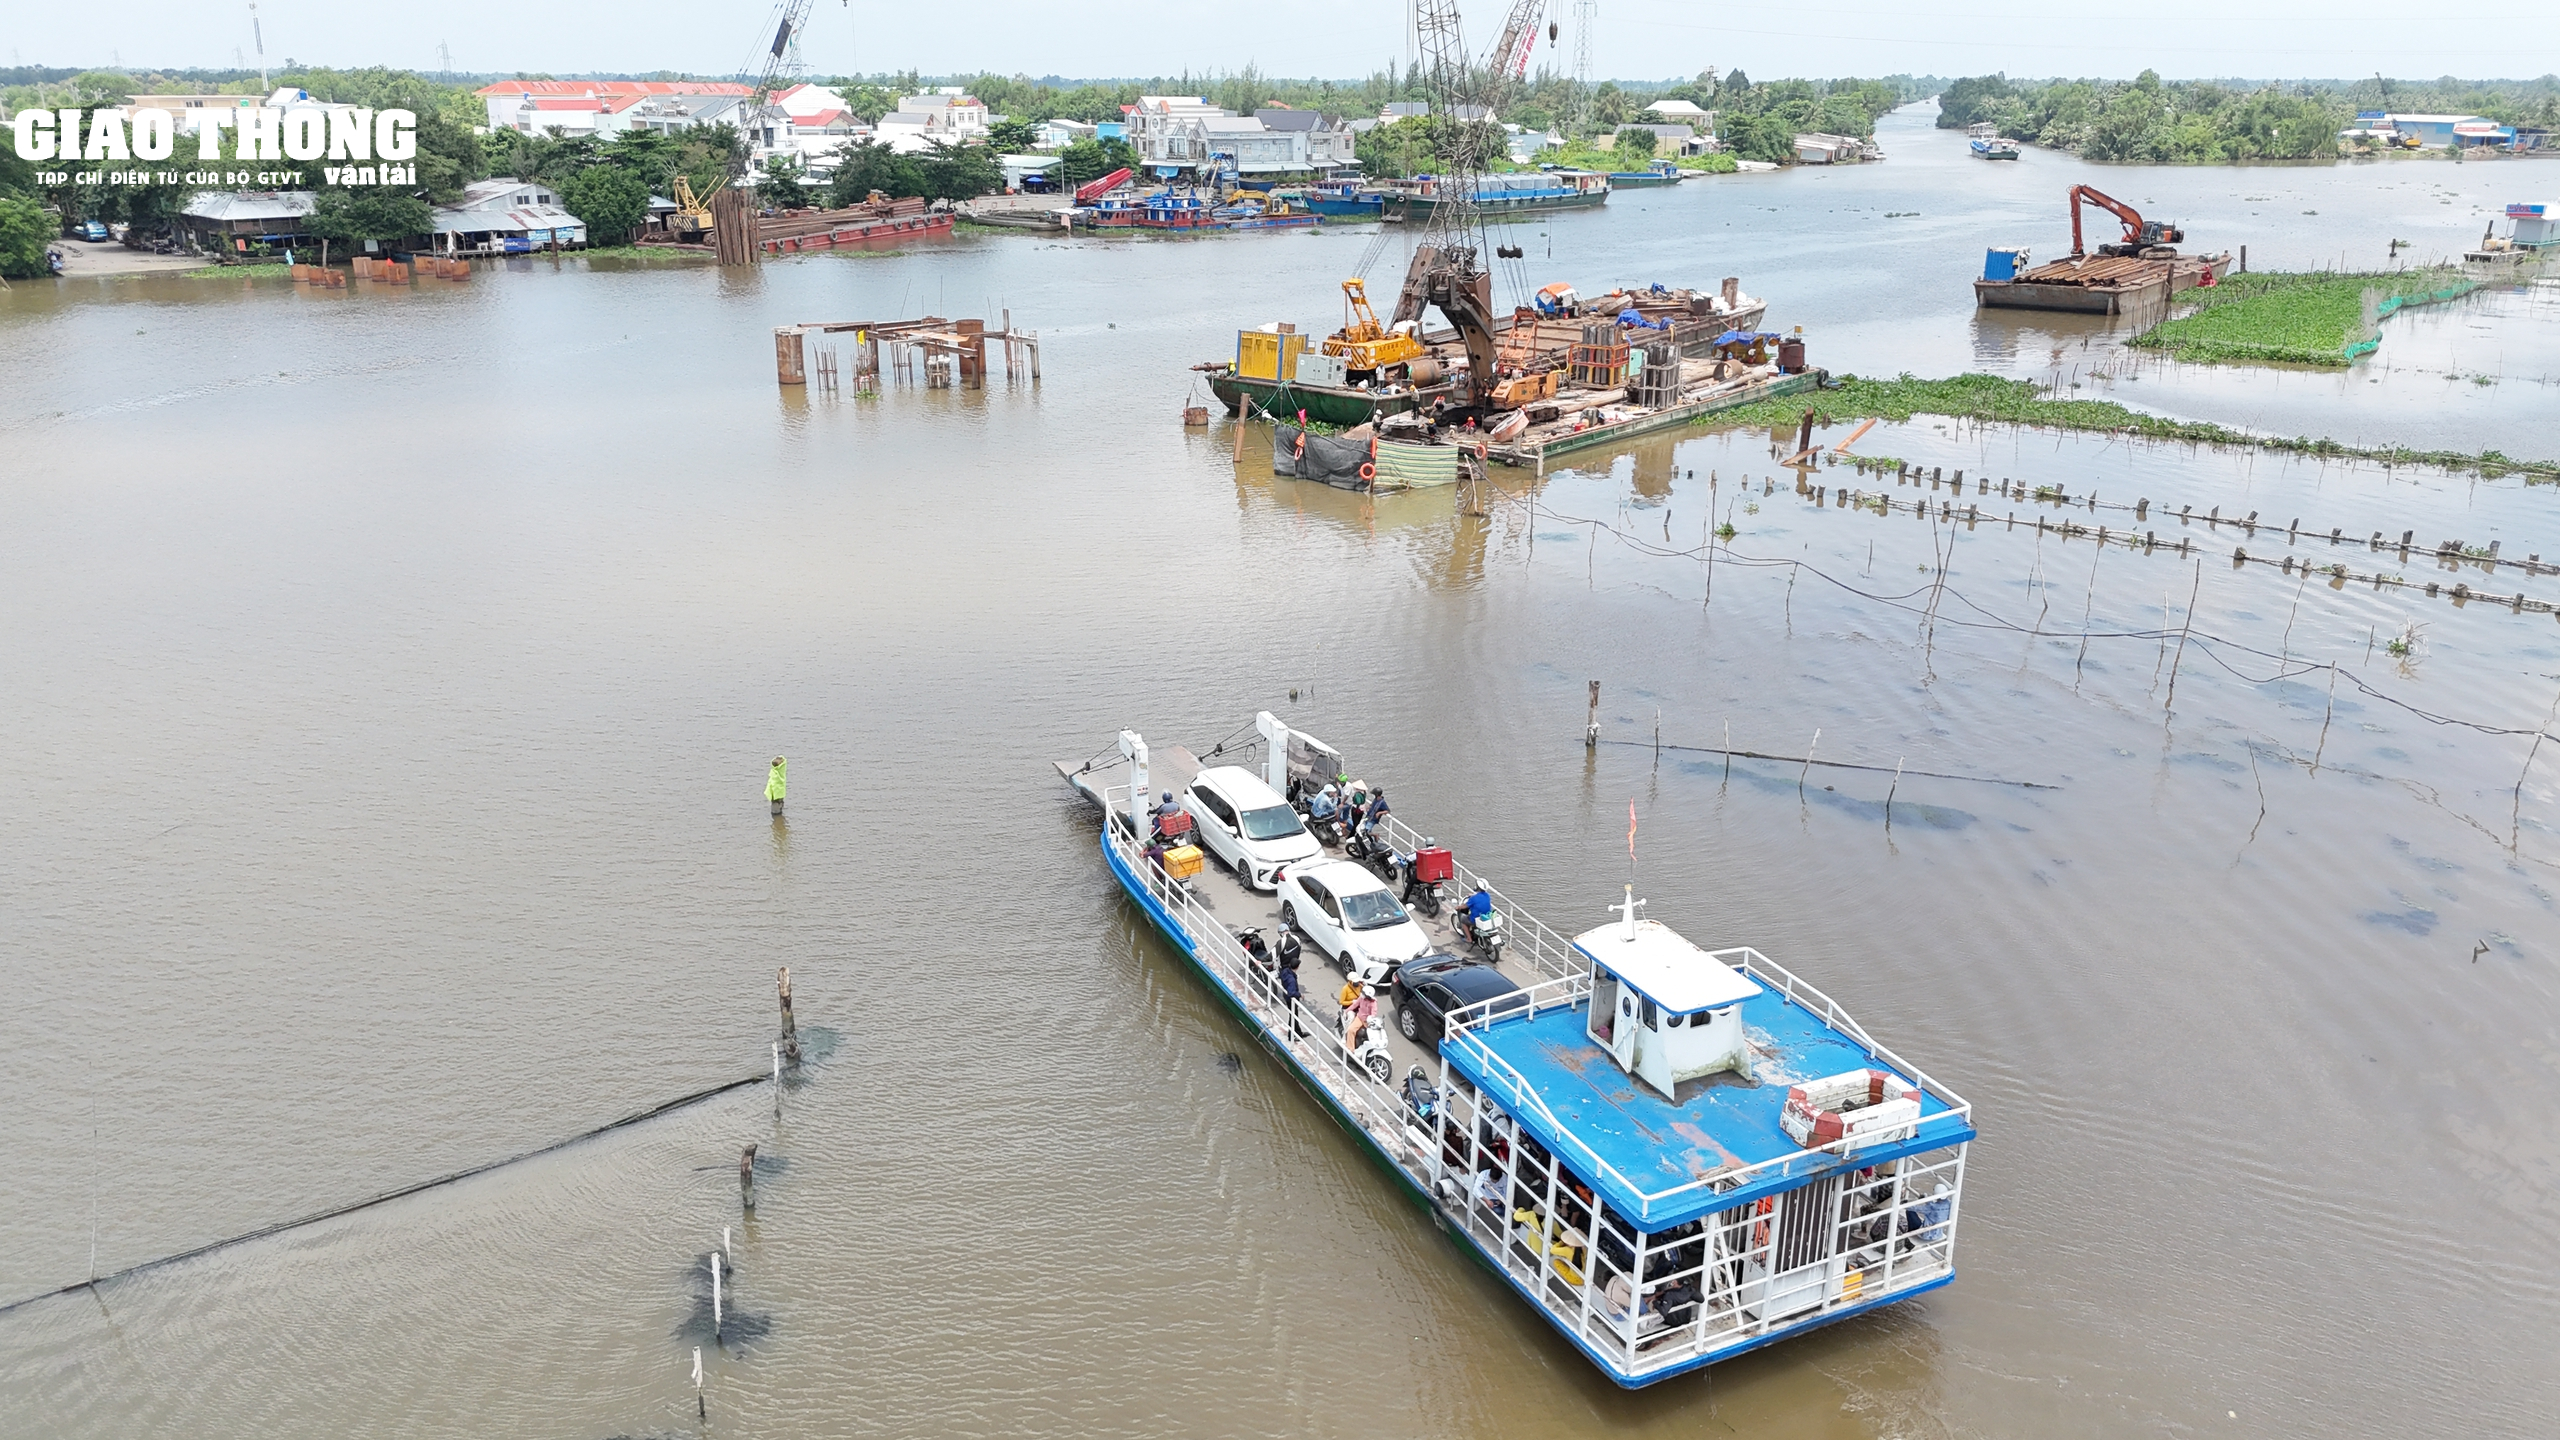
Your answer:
[4,105,2555,1438]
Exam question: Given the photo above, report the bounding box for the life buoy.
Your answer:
[1358,462,1376,481]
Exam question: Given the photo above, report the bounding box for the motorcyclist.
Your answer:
[1345,984,1379,1049]
[1306,784,1339,824]
[1395,834,1437,905]
[1151,790,1185,840]
[1354,789,1391,850]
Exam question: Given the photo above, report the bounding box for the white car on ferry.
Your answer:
[1181,765,1323,891]
[1277,859,1434,984]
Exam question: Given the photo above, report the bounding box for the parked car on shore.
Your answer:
[78,221,109,242]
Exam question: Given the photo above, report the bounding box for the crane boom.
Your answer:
[1384,0,1551,409]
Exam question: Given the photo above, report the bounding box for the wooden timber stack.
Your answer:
[711,187,757,266]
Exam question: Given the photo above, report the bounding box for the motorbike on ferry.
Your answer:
[1388,838,1450,917]
[1455,886,1507,961]
[1338,1001,1395,1084]
[1233,926,1275,973]
[1343,812,1394,868]
[1398,1063,1443,1158]
[1399,1064,1441,1125]
[1299,800,1345,849]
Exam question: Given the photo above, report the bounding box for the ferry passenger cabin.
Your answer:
[1427,901,1972,1381]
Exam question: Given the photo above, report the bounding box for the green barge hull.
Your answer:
[1210,372,1444,427]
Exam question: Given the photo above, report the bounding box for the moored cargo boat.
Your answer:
[1379,170,1610,221]
[1057,715,1976,1387]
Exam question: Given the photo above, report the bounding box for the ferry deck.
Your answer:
[1057,721,1974,1386]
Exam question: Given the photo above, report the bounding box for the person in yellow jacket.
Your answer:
[767,756,787,816]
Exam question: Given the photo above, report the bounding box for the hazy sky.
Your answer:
[10,2,2555,86]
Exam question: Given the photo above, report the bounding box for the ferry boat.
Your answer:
[1056,714,1975,1387]
[1967,122,2022,160]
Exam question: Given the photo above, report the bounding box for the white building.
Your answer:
[1506,126,1562,163]
[871,90,991,153]
[1129,95,1228,168]
[429,177,589,253]
[621,94,747,138]
[1034,118,1097,151]
[1253,108,1355,171]
[1640,98,1711,122]
[475,80,750,134]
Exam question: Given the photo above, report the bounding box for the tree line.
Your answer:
[1938,71,2559,162]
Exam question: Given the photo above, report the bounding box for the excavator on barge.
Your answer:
[1975,183,2232,315]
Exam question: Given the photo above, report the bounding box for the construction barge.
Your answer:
[1208,278,1771,429]
[1057,713,1974,1388]
[1976,184,2231,314]
[1976,250,2231,314]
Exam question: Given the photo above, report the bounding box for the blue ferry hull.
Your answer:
[1092,829,1954,1387]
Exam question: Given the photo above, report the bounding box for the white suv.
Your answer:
[1182,766,1322,891]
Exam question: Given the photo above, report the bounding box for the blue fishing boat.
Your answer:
[1967,122,2021,160]
[1290,181,1386,219]
[1058,714,1976,1388]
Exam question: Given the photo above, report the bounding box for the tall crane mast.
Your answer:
[733,0,821,175]
[1571,0,1597,136]
[1390,0,1548,411]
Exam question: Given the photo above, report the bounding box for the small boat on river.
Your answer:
[1605,161,1682,189]
[1967,122,2021,160]
[1057,714,1976,1387]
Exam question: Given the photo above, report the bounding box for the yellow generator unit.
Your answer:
[1236,328,1313,382]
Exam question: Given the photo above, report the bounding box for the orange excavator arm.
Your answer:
[2067,184,2146,256]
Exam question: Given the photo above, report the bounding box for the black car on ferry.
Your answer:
[1393,953,1528,1050]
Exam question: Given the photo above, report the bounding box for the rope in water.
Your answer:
[0,1072,771,1316]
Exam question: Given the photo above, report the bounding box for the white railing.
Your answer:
[1435,1056,1968,1379]
[1722,947,1972,1125]
[1373,810,1588,984]
[1100,789,1430,1179]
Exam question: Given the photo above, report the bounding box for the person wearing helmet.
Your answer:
[1355,788,1391,851]
[1151,790,1185,841]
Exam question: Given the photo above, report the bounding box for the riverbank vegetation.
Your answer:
[1703,373,2556,479]
[1938,71,2559,162]
[2127,270,2476,367]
